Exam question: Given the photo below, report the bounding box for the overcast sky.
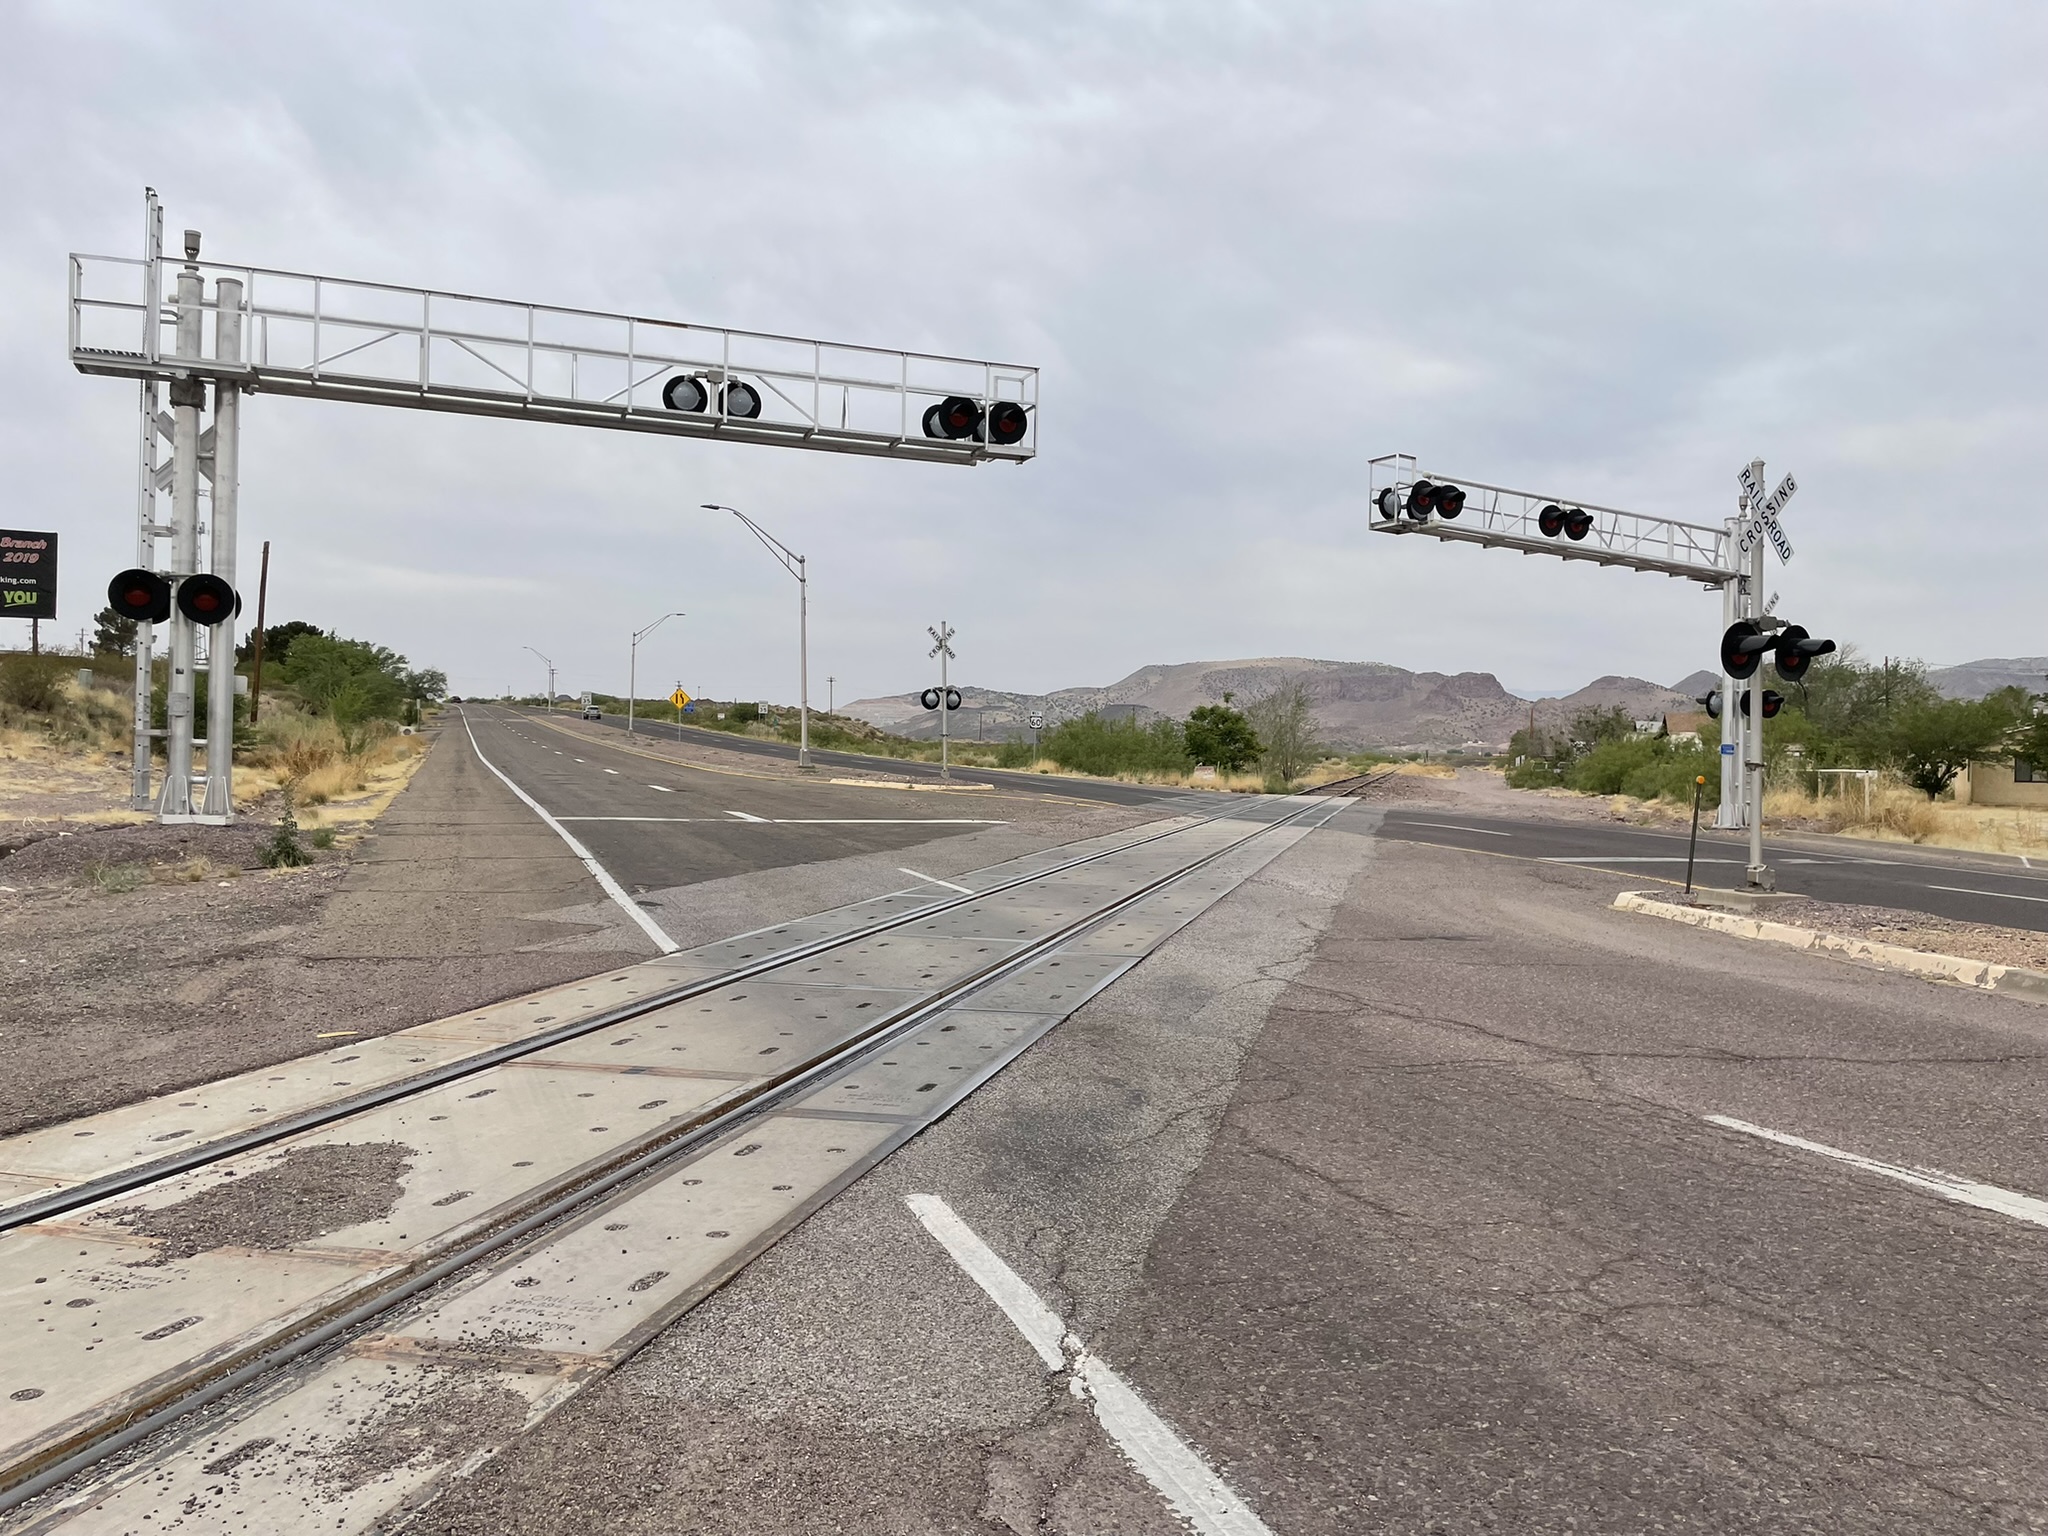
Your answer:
[4,2,2043,704]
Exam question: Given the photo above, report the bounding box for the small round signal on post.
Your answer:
[1434,484,1466,519]
[986,401,1028,445]
[720,381,762,419]
[107,568,172,624]
[1537,504,1566,538]
[1771,624,1837,682]
[1697,689,1722,720]
[662,376,708,412]
[920,688,941,710]
[1563,508,1593,541]
[944,687,963,711]
[1720,621,1767,681]
[923,396,984,441]
[1739,689,1785,720]
[175,572,238,626]
[1375,488,1403,521]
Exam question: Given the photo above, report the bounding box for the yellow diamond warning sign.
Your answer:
[669,688,692,709]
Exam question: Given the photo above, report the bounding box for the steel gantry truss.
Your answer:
[1367,453,1763,833]
[72,192,1039,823]
[1366,454,1732,585]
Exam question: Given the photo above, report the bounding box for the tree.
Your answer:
[1883,696,2015,799]
[1246,682,1320,782]
[279,633,408,737]
[91,606,138,658]
[239,619,323,669]
[1567,705,1633,749]
[1185,701,1261,771]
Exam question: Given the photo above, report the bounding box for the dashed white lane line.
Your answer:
[898,867,975,895]
[573,757,586,763]
[1705,1115,2048,1230]
[906,1195,1274,1536]
[459,713,680,955]
[724,809,769,822]
[648,784,673,792]
[603,768,620,775]
[1927,883,2048,905]
[1402,821,1512,836]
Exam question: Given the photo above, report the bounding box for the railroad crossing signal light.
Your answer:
[1698,689,1721,720]
[660,375,762,419]
[920,687,963,711]
[1537,503,1593,541]
[1772,624,1836,682]
[175,572,239,625]
[107,568,171,623]
[1739,689,1784,720]
[919,396,1025,444]
[1373,481,1466,522]
[1721,621,1768,680]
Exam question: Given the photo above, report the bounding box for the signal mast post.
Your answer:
[201,277,245,819]
[1744,516,1770,888]
[160,235,206,819]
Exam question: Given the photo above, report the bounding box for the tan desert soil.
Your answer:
[0,731,647,1138]
[1738,896,2048,974]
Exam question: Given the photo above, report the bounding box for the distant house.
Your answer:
[1662,711,1711,744]
[1954,758,2048,808]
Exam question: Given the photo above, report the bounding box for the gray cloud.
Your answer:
[4,1,2042,702]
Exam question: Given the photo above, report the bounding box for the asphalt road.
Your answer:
[459,704,1078,893]
[552,705,1208,810]
[398,812,2048,1535]
[1378,805,2048,932]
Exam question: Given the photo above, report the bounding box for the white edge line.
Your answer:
[460,711,679,954]
[1703,1115,2048,1229]
[898,867,975,894]
[1927,883,2048,905]
[1399,821,1512,836]
[725,809,769,822]
[906,1194,1275,1536]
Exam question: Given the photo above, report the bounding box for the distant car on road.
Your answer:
[581,704,602,720]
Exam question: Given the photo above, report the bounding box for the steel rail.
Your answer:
[0,782,1280,1232]
[0,793,1348,1515]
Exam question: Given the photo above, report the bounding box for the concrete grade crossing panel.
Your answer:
[0,802,1346,1526]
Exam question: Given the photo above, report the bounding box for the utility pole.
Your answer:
[701,504,810,768]
[524,645,555,711]
[827,675,835,714]
[628,612,684,735]
[248,540,270,723]
[929,620,956,779]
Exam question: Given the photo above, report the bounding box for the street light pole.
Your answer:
[701,503,810,769]
[629,612,684,735]
[523,644,555,713]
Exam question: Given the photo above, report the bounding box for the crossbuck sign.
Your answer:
[1735,460,1796,564]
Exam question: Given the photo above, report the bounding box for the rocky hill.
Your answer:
[844,658,1695,752]
[1929,657,2048,700]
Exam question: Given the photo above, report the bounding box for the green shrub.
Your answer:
[1506,757,1565,789]
[1564,737,1719,805]
[0,653,68,714]
[1040,712,1191,777]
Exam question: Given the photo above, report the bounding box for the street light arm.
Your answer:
[633,611,685,645]
[701,502,803,581]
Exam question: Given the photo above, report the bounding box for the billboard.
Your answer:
[0,530,58,620]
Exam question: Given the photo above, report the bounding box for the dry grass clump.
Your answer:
[237,709,424,808]
[1766,778,2048,854]
[77,854,230,894]
[0,655,131,751]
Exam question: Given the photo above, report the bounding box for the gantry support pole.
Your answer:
[200,277,244,820]
[158,238,205,819]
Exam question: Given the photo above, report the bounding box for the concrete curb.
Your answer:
[1611,891,2048,1005]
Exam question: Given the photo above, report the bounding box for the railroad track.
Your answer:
[0,792,1348,1522]
[1306,768,1402,797]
